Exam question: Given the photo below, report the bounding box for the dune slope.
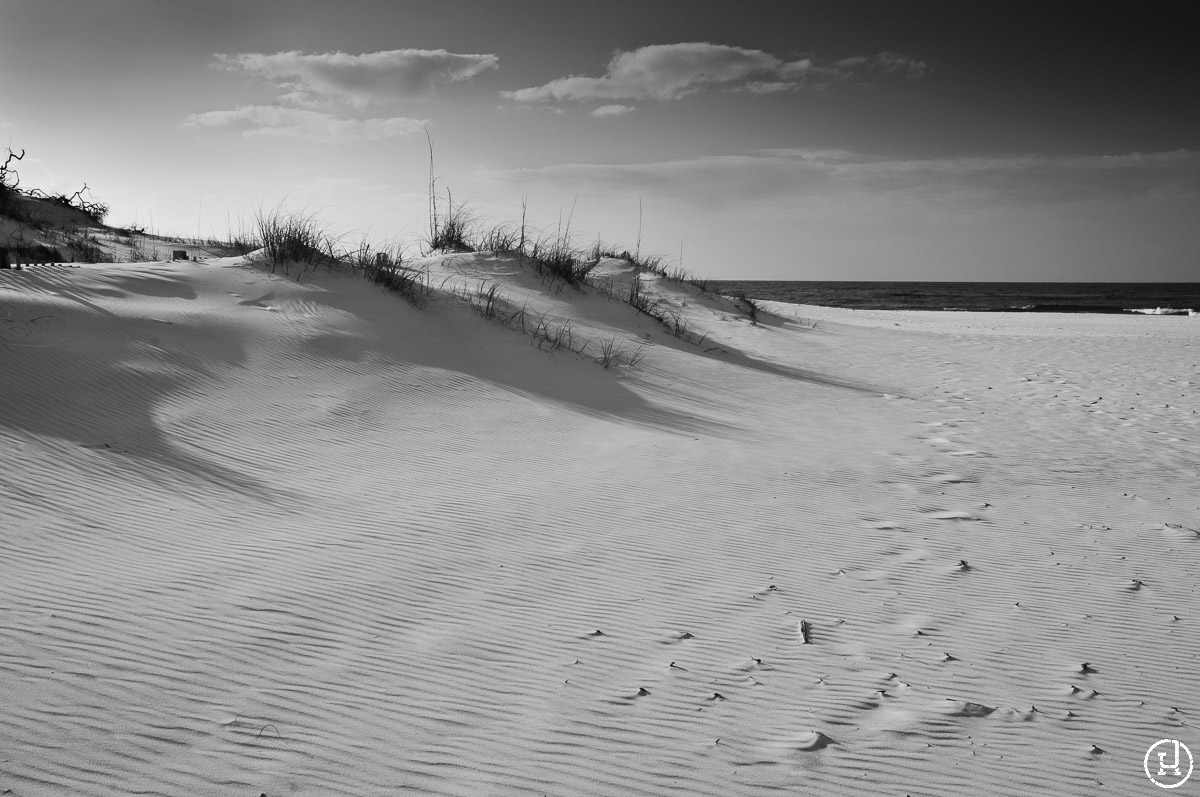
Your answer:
[1,254,1197,795]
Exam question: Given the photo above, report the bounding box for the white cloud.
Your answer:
[190,48,488,143]
[590,104,635,117]
[184,105,427,143]
[502,43,927,108]
[215,48,499,106]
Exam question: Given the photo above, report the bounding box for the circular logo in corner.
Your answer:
[1145,739,1193,789]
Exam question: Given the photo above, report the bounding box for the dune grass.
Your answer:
[350,240,432,307]
[234,194,758,366]
[528,230,599,287]
[367,258,432,307]
[217,216,261,257]
[472,222,524,255]
[428,190,601,289]
[427,189,474,254]
[450,278,644,368]
[241,203,643,367]
[254,205,336,275]
[457,207,733,346]
[127,237,162,263]
[731,290,761,325]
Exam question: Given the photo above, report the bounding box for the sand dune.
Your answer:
[1,254,1197,795]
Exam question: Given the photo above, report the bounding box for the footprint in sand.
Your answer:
[793,730,836,751]
[862,518,906,530]
[1003,706,1041,722]
[924,509,983,522]
[926,472,975,485]
[849,691,886,710]
[1157,522,1200,541]
[725,732,838,783]
[611,687,652,704]
[896,615,936,637]
[941,699,996,718]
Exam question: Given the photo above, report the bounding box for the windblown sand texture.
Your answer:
[2,253,1197,795]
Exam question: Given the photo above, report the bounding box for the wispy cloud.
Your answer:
[836,52,929,77]
[215,48,499,107]
[502,43,926,108]
[184,105,427,143]
[482,149,1199,207]
[590,104,635,117]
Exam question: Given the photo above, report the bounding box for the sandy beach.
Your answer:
[1,253,1197,795]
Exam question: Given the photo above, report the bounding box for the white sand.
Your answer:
[1,254,1197,795]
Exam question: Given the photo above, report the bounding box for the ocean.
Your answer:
[707,281,1200,315]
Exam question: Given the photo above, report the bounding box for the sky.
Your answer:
[1,0,1197,280]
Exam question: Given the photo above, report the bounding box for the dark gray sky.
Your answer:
[2,0,1196,279]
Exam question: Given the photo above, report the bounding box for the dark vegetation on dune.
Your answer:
[1,146,251,267]
[1,147,109,225]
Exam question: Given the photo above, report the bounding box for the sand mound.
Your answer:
[1,255,1196,795]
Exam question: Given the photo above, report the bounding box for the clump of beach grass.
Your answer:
[223,215,261,257]
[426,189,474,254]
[730,290,761,325]
[254,204,337,275]
[471,221,525,255]
[347,237,431,307]
[596,334,646,368]
[528,229,598,288]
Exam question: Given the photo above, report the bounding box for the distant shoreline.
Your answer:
[710,279,1200,315]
